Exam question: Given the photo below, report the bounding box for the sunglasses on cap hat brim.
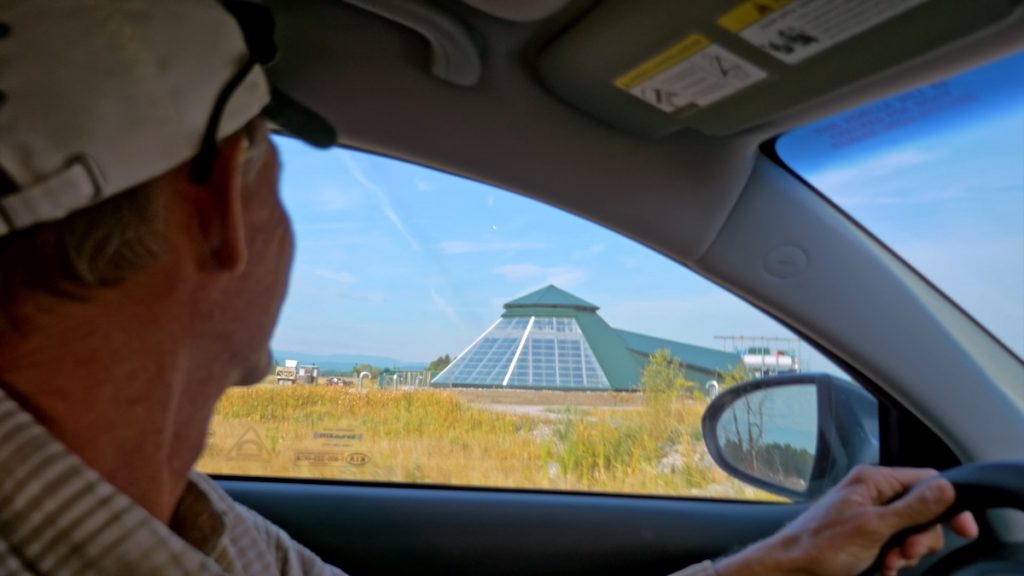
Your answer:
[190,0,337,183]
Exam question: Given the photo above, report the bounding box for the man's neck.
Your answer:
[0,292,230,524]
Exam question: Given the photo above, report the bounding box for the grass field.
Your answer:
[197,383,775,501]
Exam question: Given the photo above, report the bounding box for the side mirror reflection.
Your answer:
[715,385,817,492]
[703,373,879,501]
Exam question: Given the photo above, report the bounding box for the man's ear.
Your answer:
[195,133,249,274]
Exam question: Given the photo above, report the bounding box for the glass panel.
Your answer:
[777,53,1024,359]
[197,139,866,502]
[501,317,612,390]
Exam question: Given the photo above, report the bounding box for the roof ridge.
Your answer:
[503,285,598,310]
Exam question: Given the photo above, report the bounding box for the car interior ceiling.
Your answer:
[264,0,1024,264]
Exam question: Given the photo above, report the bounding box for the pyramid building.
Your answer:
[432,285,741,391]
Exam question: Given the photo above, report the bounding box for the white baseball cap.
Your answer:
[0,0,335,237]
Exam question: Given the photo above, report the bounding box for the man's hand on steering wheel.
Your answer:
[714,465,979,576]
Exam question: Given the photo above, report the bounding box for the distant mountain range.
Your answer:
[272,350,427,372]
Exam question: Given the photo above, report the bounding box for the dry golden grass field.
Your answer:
[196,382,775,501]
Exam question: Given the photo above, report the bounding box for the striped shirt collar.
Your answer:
[0,385,226,575]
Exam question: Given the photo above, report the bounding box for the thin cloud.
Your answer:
[431,288,462,324]
[808,148,939,196]
[312,182,362,212]
[601,292,795,350]
[314,268,357,285]
[344,291,386,303]
[493,264,585,287]
[293,222,363,232]
[437,240,543,254]
[620,256,641,270]
[830,187,965,207]
[341,151,421,251]
[414,178,436,192]
[573,243,606,259]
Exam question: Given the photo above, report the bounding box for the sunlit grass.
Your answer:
[197,384,776,501]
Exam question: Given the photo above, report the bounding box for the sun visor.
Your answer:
[537,0,1023,137]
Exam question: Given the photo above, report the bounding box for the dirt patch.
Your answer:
[448,387,643,408]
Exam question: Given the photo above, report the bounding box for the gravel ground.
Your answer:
[447,387,643,408]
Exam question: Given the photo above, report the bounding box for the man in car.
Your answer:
[0,1,977,575]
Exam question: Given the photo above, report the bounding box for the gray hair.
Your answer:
[0,178,165,331]
[0,119,268,333]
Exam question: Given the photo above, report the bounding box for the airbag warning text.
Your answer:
[720,0,928,64]
[615,34,766,116]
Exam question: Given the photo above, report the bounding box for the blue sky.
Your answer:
[271,141,808,367]
[270,52,1023,369]
[779,51,1024,358]
[272,139,796,364]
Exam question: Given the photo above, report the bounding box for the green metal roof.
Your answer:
[574,312,644,390]
[615,329,742,377]
[625,350,716,384]
[504,285,598,311]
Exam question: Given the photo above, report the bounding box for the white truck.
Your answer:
[275,359,319,385]
[741,347,799,377]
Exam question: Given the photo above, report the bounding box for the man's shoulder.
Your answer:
[187,471,347,576]
[188,471,240,516]
[186,470,273,543]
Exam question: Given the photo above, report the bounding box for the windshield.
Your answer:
[777,52,1024,359]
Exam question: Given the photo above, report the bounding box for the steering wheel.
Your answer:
[870,461,1024,575]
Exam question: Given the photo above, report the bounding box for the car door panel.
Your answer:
[222,479,803,576]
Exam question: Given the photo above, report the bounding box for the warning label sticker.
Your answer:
[614,34,767,115]
[719,0,928,64]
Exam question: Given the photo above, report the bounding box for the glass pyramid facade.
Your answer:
[432,285,743,391]
[433,286,623,390]
[433,315,611,389]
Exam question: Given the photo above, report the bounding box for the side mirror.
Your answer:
[702,373,879,502]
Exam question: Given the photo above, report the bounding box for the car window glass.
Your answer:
[777,52,1024,362]
[196,141,869,502]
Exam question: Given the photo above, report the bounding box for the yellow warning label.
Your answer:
[718,0,793,33]
[614,34,711,90]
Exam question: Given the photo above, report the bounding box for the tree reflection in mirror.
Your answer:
[715,385,817,492]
